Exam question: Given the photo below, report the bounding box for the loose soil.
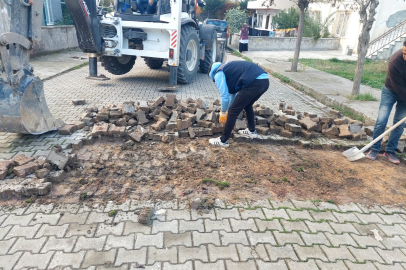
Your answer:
[3,138,406,207]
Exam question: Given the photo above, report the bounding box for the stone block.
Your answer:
[166,122,177,130]
[177,102,188,112]
[322,125,339,136]
[108,125,126,136]
[279,102,286,110]
[187,107,197,114]
[0,160,14,180]
[161,106,173,116]
[69,121,86,130]
[121,101,136,115]
[285,123,301,132]
[349,124,363,133]
[96,114,109,122]
[282,114,299,124]
[334,118,349,125]
[137,100,150,112]
[177,118,192,131]
[91,123,110,137]
[205,112,216,123]
[256,116,268,125]
[353,132,367,141]
[136,110,149,125]
[284,109,295,116]
[115,118,127,127]
[153,96,165,107]
[195,108,207,121]
[156,112,170,120]
[321,117,334,124]
[72,99,86,105]
[234,120,247,131]
[151,119,168,131]
[396,140,405,152]
[338,124,352,139]
[47,170,67,183]
[81,117,93,126]
[256,126,270,135]
[275,118,286,127]
[196,99,208,109]
[165,94,177,108]
[188,127,196,138]
[364,126,374,136]
[197,120,213,128]
[211,124,225,134]
[59,125,76,135]
[46,148,69,170]
[14,162,39,177]
[178,130,189,138]
[257,108,273,117]
[14,155,34,166]
[280,130,292,138]
[301,130,312,139]
[194,128,213,137]
[110,110,123,119]
[129,131,145,143]
[35,168,50,179]
[139,206,154,224]
[330,109,340,115]
[299,117,317,131]
[149,107,161,119]
[181,112,196,123]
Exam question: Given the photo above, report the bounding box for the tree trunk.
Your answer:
[0,0,11,34]
[291,6,305,72]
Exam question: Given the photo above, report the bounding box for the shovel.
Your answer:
[342,116,406,162]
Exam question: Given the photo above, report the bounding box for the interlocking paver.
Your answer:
[270,200,295,209]
[255,219,283,232]
[162,261,193,270]
[357,204,385,214]
[179,220,204,233]
[330,222,358,234]
[74,235,107,251]
[178,246,208,263]
[239,208,265,219]
[96,222,125,236]
[280,220,309,233]
[286,259,319,270]
[352,223,382,235]
[208,244,239,262]
[373,262,405,270]
[377,214,405,225]
[164,232,192,247]
[325,232,357,247]
[380,206,406,214]
[237,243,269,261]
[0,225,12,240]
[135,232,163,248]
[216,208,241,220]
[2,214,35,226]
[262,209,289,220]
[300,232,330,246]
[115,247,147,266]
[379,224,406,237]
[51,204,80,214]
[123,221,151,235]
[333,212,361,223]
[86,212,114,224]
[65,223,96,237]
[291,200,317,210]
[41,236,78,253]
[147,246,177,264]
[5,224,41,239]
[321,245,355,261]
[193,231,220,246]
[81,249,117,268]
[382,236,406,249]
[8,236,47,254]
[294,244,328,261]
[316,202,340,211]
[0,252,22,270]
[247,231,276,245]
[351,234,385,248]
[58,212,89,225]
[287,209,313,221]
[25,203,54,214]
[273,231,304,245]
[305,221,334,233]
[348,247,385,263]
[230,218,258,232]
[375,248,406,264]
[265,244,298,261]
[310,210,338,222]
[191,209,215,220]
[256,260,288,270]
[315,260,349,270]
[225,259,256,269]
[0,238,16,255]
[194,260,226,270]
[355,213,385,224]
[152,220,178,234]
[48,250,86,268]
[220,231,249,246]
[204,219,231,232]
[346,261,378,270]
[35,224,69,238]
[166,209,191,221]
[14,251,54,269]
[30,213,61,225]
[338,203,363,213]
[104,234,135,250]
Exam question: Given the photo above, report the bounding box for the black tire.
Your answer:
[100,55,136,75]
[199,28,217,74]
[178,25,200,84]
[144,58,164,69]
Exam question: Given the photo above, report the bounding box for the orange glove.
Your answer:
[219,111,227,124]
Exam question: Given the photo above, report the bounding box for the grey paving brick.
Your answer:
[382,236,406,249]
[5,224,41,239]
[123,221,151,235]
[280,220,309,232]
[48,250,86,268]
[300,232,330,246]
[380,206,406,214]
[225,259,256,269]
[316,202,340,211]
[204,219,231,232]
[330,222,358,234]
[220,231,249,246]
[152,220,178,234]
[57,212,89,225]
[216,208,241,220]
[262,209,289,220]
[81,249,117,268]
[25,203,54,214]
[104,234,135,250]
[305,221,334,233]
[112,211,139,223]
[286,259,319,270]
[338,203,363,213]
[325,232,358,247]
[162,261,193,270]
[214,199,226,209]
[265,244,298,261]
[270,200,295,209]
[194,260,225,270]
[294,244,328,261]
[379,224,406,237]
[373,262,405,270]
[78,203,105,213]
[273,231,304,245]
[291,200,317,210]
[96,222,125,236]
[115,247,147,266]
[247,231,276,245]
[104,201,131,213]
[8,237,47,254]
[0,252,22,270]
[2,214,35,226]
[375,248,406,264]
[321,245,355,261]
[178,246,208,263]
[377,214,405,225]
[357,204,385,214]
[41,236,78,253]
[147,246,177,264]
[0,238,16,255]
[166,209,191,221]
[352,223,382,236]
[51,204,80,214]
[208,244,239,262]
[354,213,385,224]
[179,219,204,233]
[351,234,385,249]
[135,232,163,248]
[35,224,69,238]
[239,208,265,219]
[237,243,269,261]
[65,223,96,237]
[346,261,378,270]
[74,235,107,252]
[14,251,54,269]
[310,210,338,222]
[86,212,114,224]
[256,260,288,270]
[191,209,215,220]
[348,247,385,263]
[315,260,349,270]
[333,212,361,223]
[255,219,283,232]
[164,232,192,247]
[193,231,220,246]
[230,218,258,232]
[0,225,12,240]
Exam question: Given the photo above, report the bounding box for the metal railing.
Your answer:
[367,20,406,58]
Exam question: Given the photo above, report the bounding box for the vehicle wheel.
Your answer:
[100,55,136,75]
[178,25,200,84]
[144,58,164,69]
[199,26,217,74]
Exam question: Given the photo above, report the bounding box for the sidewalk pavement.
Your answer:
[2,199,406,270]
[241,50,389,127]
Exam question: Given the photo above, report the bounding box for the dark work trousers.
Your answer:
[239,42,248,53]
[220,79,269,143]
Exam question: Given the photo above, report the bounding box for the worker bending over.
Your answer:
[208,61,269,147]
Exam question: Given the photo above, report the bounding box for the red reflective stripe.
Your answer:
[171,40,177,47]
[172,30,177,36]
[79,0,89,18]
[171,35,177,42]
[173,44,176,48]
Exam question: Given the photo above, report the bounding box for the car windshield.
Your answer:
[206,20,227,32]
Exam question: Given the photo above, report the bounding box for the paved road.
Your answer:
[1,199,406,270]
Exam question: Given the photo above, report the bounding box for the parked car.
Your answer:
[203,19,229,62]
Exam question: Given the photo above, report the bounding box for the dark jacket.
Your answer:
[385,49,406,103]
[215,61,265,94]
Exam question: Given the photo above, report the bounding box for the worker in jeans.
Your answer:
[137,0,157,14]
[367,41,406,164]
[208,61,269,147]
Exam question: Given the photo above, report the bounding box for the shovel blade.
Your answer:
[342,146,366,162]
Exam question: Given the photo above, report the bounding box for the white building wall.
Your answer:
[369,0,406,41]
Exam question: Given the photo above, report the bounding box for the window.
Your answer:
[257,14,263,29]
[334,12,349,37]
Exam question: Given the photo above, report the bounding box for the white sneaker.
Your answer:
[209,137,229,147]
[238,128,259,138]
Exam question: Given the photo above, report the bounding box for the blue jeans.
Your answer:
[136,0,157,14]
[371,86,406,153]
